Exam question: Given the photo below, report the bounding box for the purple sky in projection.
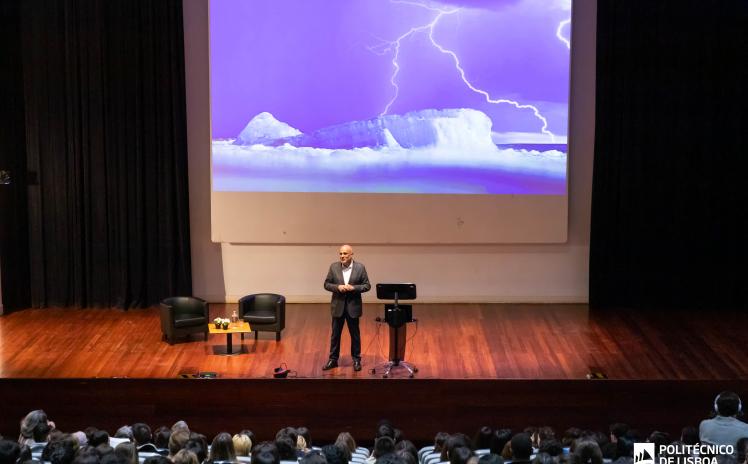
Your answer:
[210,0,571,139]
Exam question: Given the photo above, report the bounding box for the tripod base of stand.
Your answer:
[370,360,419,378]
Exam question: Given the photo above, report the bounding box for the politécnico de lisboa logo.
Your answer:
[634,443,655,464]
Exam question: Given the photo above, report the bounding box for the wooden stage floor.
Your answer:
[2,304,747,443]
[1,303,747,380]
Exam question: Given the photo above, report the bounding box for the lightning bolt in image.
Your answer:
[557,18,571,49]
[368,0,559,141]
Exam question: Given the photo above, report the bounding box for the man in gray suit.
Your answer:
[323,244,370,371]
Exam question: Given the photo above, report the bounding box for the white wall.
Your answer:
[183,0,597,303]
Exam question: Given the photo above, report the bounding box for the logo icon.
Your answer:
[634,443,655,464]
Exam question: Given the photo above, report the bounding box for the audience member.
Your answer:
[571,440,603,464]
[509,433,533,464]
[233,434,252,457]
[474,428,494,451]
[0,440,21,464]
[209,432,237,463]
[168,431,190,459]
[113,443,138,464]
[131,424,152,447]
[532,452,554,464]
[184,438,207,464]
[296,428,312,451]
[700,392,748,452]
[450,447,474,464]
[321,444,347,464]
[19,411,55,447]
[333,433,354,462]
[114,428,133,442]
[172,449,199,464]
[489,430,512,457]
[142,456,171,464]
[477,454,503,464]
[300,450,327,464]
[89,431,110,448]
[152,428,171,451]
[275,435,298,462]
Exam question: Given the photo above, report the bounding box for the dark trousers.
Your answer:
[328,308,361,361]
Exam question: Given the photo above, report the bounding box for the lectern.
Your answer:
[373,283,418,378]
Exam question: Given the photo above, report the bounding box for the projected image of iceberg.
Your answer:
[213,109,566,193]
[210,0,571,194]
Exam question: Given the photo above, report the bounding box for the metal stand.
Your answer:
[370,283,418,378]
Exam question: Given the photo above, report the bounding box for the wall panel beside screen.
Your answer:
[210,0,572,244]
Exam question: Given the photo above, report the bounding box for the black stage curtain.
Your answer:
[6,0,192,308]
[0,0,31,310]
[590,1,748,310]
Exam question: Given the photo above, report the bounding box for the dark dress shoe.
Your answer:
[353,360,362,371]
[322,359,338,371]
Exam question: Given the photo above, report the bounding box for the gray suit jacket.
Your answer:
[324,261,371,318]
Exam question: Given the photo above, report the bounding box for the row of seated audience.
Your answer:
[2,392,748,464]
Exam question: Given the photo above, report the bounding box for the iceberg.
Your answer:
[234,112,302,146]
[234,108,498,151]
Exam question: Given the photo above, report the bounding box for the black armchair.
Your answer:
[159,296,209,344]
[239,293,285,341]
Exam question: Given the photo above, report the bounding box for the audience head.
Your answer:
[90,431,110,448]
[96,443,114,458]
[490,430,512,456]
[274,434,297,461]
[395,449,417,464]
[143,456,172,464]
[209,432,236,462]
[184,438,207,464]
[19,410,53,444]
[375,454,404,464]
[168,430,190,458]
[252,441,280,463]
[539,439,564,457]
[735,437,748,464]
[233,434,252,457]
[114,427,133,441]
[615,438,634,459]
[0,440,21,464]
[714,392,743,417]
[474,427,494,450]
[321,444,347,464]
[532,453,555,464]
[152,427,170,450]
[434,432,450,453]
[609,424,629,443]
[44,438,77,464]
[680,427,698,446]
[72,432,88,448]
[239,430,256,447]
[394,440,418,463]
[478,454,504,464]
[171,422,190,434]
[510,433,533,461]
[114,443,138,464]
[254,451,280,464]
[296,427,312,449]
[441,434,472,462]
[562,428,582,448]
[131,424,152,446]
[333,433,353,462]
[647,432,670,456]
[300,450,327,464]
[535,427,556,447]
[450,447,474,464]
[374,437,396,459]
[172,450,199,464]
[572,440,603,464]
[100,454,128,464]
